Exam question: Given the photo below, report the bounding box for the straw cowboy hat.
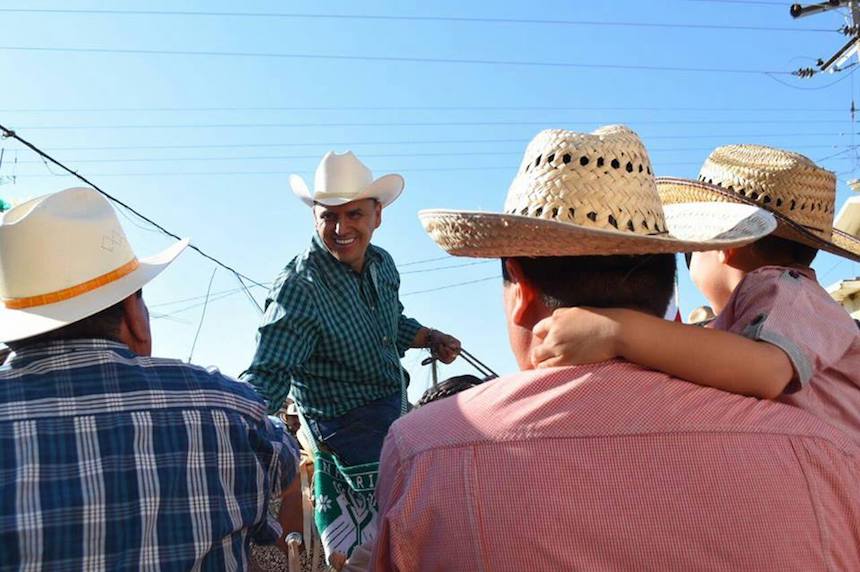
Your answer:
[419,125,776,258]
[290,151,404,208]
[657,144,860,262]
[0,187,188,343]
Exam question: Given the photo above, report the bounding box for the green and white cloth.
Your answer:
[313,452,380,559]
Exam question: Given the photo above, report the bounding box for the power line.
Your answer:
[0,45,794,75]
[0,105,848,113]
[0,123,268,290]
[399,260,491,275]
[398,255,451,267]
[682,0,791,5]
[187,268,217,363]
[402,275,500,297]
[0,8,833,33]
[20,133,852,152]
[12,144,853,165]
[151,260,493,318]
[19,118,847,130]
[14,156,860,178]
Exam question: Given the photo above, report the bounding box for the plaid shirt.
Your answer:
[0,339,299,572]
[241,234,423,419]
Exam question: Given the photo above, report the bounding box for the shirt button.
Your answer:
[382,336,389,344]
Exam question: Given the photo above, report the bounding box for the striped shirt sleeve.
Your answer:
[242,273,319,413]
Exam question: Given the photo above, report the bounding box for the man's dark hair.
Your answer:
[501,254,677,318]
[750,235,817,267]
[6,291,140,350]
[417,374,485,407]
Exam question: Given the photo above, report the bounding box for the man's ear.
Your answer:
[120,293,152,356]
[373,200,382,230]
[718,248,735,265]
[503,259,539,327]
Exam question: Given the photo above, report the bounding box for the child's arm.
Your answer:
[532,307,794,399]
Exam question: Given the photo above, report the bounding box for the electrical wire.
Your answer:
[0,8,833,33]
[18,118,847,130]
[187,268,217,362]
[0,45,794,75]
[0,123,268,290]
[13,143,854,165]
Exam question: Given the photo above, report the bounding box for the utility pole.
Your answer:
[791,1,860,74]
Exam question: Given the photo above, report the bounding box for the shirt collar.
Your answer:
[310,232,381,275]
[758,265,817,281]
[4,338,133,367]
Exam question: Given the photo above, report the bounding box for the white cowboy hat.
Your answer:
[0,187,188,343]
[657,144,860,262]
[289,151,404,208]
[419,125,777,258]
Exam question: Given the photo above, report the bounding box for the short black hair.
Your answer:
[501,254,677,318]
[6,291,140,350]
[417,374,485,407]
[750,234,817,266]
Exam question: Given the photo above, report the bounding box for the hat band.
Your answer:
[3,258,140,310]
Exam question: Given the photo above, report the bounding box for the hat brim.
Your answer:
[418,202,776,258]
[290,173,404,208]
[0,239,189,343]
[657,177,860,263]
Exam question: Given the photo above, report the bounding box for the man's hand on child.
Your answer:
[531,307,623,368]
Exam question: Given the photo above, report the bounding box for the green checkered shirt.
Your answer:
[241,234,424,419]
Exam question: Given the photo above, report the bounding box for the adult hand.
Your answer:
[429,330,461,364]
[531,307,623,368]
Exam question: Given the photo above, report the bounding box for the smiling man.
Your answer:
[242,151,459,468]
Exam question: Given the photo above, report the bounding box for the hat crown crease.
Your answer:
[0,188,136,300]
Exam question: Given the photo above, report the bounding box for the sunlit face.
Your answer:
[313,198,382,272]
[688,250,732,312]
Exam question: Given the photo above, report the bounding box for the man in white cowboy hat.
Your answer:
[0,187,302,570]
[242,151,460,467]
[371,126,860,570]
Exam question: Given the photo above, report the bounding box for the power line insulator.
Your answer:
[792,67,818,78]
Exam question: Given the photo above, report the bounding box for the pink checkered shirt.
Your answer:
[713,266,860,443]
[372,361,860,571]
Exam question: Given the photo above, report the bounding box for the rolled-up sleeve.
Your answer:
[241,274,319,413]
[723,269,854,393]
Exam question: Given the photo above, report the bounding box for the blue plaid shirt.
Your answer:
[242,235,423,419]
[0,339,299,572]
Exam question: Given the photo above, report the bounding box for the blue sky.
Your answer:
[1,0,858,400]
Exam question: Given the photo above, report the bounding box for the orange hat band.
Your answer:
[3,258,140,310]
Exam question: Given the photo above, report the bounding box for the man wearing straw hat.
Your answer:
[533,144,860,443]
[371,126,860,570]
[242,151,460,467]
[0,187,302,570]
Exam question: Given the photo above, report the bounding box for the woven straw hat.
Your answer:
[657,144,860,262]
[419,126,776,258]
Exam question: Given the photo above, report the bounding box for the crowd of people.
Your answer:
[0,123,858,571]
